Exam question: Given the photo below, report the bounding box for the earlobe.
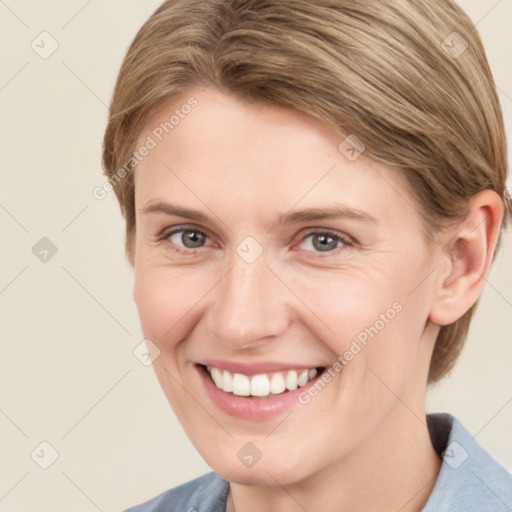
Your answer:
[429,190,505,326]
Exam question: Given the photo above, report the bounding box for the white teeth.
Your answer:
[222,370,233,392]
[206,366,321,397]
[251,374,270,397]
[269,372,286,394]
[211,367,223,388]
[232,373,251,396]
[298,369,309,387]
[285,370,298,391]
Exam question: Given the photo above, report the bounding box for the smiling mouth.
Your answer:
[198,364,326,398]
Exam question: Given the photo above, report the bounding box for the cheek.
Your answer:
[294,266,429,380]
[133,266,203,349]
[291,271,400,345]
[132,266,206,419]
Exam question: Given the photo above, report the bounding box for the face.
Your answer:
[132,87,441,486]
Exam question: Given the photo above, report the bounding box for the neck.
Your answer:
[227,406,442,512]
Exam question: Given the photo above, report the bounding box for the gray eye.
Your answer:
[169,229,208,249]
[301,232,342,252]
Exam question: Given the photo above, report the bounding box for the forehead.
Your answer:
[133,87,417,227]
[136,86,341,173]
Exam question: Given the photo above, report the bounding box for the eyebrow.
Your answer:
[275,206,379,226]
[141,202,210,223]
[140,201,379,226]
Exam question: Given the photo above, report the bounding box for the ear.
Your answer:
[429,190,505,326]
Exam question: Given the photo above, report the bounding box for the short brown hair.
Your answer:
[102,0,510,382]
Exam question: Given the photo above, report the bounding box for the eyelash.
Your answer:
[157,225,354,258]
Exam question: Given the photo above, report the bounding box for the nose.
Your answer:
[205,250,290,351]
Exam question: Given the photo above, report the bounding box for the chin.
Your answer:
[218,465,300,487]
[203,449,313,487]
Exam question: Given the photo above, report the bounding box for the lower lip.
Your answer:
[196,365,321,421]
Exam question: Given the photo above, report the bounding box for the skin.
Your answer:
[131,86,504,512]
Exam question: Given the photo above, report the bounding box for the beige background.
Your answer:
[0,1,511,511]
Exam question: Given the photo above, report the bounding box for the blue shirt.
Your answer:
[124,413,512,511]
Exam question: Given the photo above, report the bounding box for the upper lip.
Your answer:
[198,359,325,376]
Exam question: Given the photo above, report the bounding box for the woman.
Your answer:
[102,0,512,510]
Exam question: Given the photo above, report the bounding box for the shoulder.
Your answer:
[424,413,512,511]
[123,472,229,512]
